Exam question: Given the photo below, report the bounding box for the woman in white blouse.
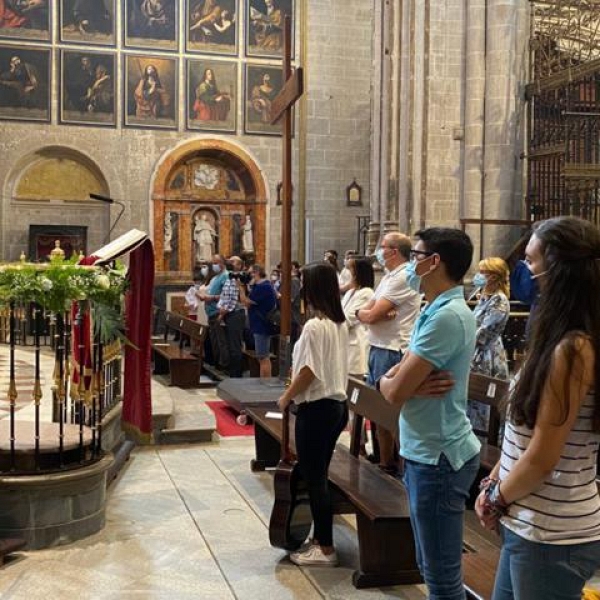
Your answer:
[278,262,349,568]
[341,256,374,378]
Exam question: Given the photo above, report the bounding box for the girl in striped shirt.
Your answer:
[476,216,600,599]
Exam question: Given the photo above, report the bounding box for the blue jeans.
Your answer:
[404,453,480,600]
[367,346,403,386]
[493,526,600,600]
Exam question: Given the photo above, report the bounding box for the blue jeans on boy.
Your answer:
[404,453,479,600]
[493,526,600,600]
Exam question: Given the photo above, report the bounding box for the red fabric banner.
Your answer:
[122,239,154,442]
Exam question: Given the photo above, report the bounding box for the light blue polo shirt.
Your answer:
[204,271,228,318]
[400,286,480,470]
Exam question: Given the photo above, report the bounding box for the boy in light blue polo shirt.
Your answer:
[380,228,478,600]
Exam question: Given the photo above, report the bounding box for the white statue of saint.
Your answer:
[164,212,173,253]
[242,214,254,254]
[193,214,217,263]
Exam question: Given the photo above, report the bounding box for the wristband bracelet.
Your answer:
[484,480,509,516]
[479,476,498,492]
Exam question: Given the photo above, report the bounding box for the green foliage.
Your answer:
[0,260,130,342]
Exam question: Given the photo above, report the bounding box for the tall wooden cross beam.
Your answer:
[270,15,303,363]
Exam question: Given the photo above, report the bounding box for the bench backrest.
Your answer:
[345,377,401,457]
[468,371,509,445]
[164,311,207,344]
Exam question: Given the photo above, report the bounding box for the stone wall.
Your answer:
[376,0,530,260]
[0,1,374,267]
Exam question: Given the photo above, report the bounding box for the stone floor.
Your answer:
[0,437,432,600]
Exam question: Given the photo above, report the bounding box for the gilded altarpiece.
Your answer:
[153,142,267,285]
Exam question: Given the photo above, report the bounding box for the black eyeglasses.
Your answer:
[409,248,435,260]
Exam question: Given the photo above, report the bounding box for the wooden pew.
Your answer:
[152,311,207,387]
[246,377,421,589]
[463,371,509,600]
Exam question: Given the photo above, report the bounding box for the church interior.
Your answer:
[1,0,600,598]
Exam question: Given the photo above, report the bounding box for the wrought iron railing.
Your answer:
[0,301,122,474]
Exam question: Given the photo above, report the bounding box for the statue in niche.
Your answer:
[193,213,217,263]
[242,214,254,254]
[164,211,173,253]
[231,213,242,256]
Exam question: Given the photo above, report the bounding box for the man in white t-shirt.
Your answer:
[356,232,421,473]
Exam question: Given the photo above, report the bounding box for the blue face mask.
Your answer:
[212,264,221,274]
[375,248,386,266]
[405,260,422,292]
[473,273,487,288]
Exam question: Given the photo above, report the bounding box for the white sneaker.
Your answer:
[290,545,338,567]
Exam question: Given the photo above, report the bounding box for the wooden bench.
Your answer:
[463,371,509,600]
[246,377,421,589]
[152,311,207,387]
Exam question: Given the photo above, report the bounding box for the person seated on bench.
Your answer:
[379,227,480,600]
[277,262,349,568]
[475,216,600,600]
[238,263,277,378]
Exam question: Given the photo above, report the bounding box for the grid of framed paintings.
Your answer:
[0,0,296,135]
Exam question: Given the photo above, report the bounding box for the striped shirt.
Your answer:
[500,392,600,544]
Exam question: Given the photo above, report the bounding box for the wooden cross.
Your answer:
[270,16,303,350]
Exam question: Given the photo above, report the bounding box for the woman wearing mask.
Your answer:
[341,257,374,378]
[471,257,511,379]
[277,262,349,567]
[476,216,600,599]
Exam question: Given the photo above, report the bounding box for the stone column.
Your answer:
[481,0,529,256]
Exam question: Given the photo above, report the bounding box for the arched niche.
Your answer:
[4,146,110,260]
[152,139,268,284]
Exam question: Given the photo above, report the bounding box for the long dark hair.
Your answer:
[350,256,375,289]
[301,262,345,323]
[510,216,600,430]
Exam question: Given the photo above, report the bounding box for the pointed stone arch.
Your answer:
[151,138,268,284]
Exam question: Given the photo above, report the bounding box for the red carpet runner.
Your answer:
[206,401,255,437]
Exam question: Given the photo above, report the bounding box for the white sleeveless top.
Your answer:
[500,392,600,544]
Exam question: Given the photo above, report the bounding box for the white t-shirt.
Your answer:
[291,317,349,404]
[367,263,420,352]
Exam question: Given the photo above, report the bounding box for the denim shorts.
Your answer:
[253,333,271,359]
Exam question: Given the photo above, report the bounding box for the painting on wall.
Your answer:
[186,0,237,56]
[187,58,236,133]
[246,0,293,59]
[124,0,178,51]
[0,45,50,122]
[0,0,51,42]
[60,49,116,126]
[244,63,283,135]
[60,0,115,46]
[124,54,178,130]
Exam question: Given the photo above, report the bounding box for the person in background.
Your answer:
[217,256,245,377]
[476,216,600,600]
[338,249,357,294]
[198,254,229,371]
[341,257,374,378]
[380,227,479,600]
[356,232,421,474]
[471,257,511,380]
[323,249,339,273]
[238,264,277,378]
[184,269,204,321]
[270,267,281,294]
[277,262,349,567]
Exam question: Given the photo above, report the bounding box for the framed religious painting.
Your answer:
[0,0,51,42]
[246,0,293,59]
[185,0,237,56]
[60,0,115,46]
[124,0,178,51]
[244,63,283,136]
[60,49,116,127]
[124,54,178,130]
[187,58,236,133]
[0,45,50,122]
